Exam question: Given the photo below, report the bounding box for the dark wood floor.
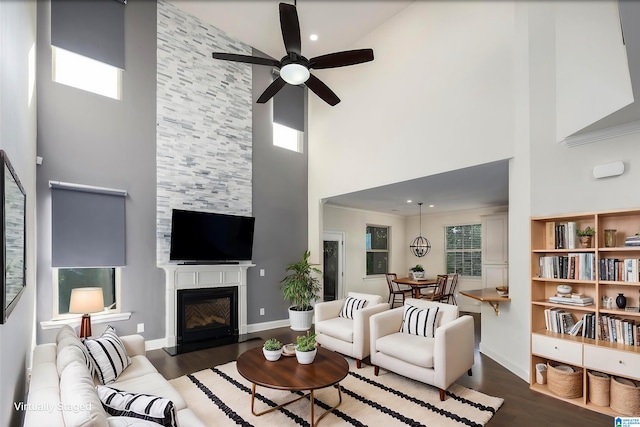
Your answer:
[147,313,612,426]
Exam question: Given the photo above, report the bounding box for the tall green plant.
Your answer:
[281,250,321,311]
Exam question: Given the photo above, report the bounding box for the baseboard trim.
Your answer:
[247,319,290,333]
[479,342,529,383]
[145,338,167,351]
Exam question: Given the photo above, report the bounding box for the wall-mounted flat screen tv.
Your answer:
[169,209,255,263]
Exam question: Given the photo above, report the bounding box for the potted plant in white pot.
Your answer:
[281,250,321,331]
[409,264,426,280]
[295,332,317,364]
[262,338,283,361]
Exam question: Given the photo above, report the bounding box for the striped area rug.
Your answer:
[170,358,503,426]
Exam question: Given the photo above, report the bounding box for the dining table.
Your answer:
[393,277,438,299]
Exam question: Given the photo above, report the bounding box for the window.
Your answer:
[273,122,303,152]
[54,268,121,318]
[52,46,122,99]
[366,225,389,275]
[445,224,482,277]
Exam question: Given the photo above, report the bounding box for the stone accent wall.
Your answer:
[156,0,253,263]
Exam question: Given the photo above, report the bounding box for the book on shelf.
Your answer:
[625,236,640,246]
[569,318,583,336]
[545,222,556,250]
[549,295,594,306]
[567,222,577,249]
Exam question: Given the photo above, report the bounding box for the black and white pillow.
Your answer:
[84,325,131,384]
[96,385,177,427]
[339,296,368,319]
[400,305,439,338]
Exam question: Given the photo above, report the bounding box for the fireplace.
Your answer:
[161,263,253,354]
[177,287,238,345]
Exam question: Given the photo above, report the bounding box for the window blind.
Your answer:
[273,83,305,132]
[50,182,127,267]
[51,0,126,69]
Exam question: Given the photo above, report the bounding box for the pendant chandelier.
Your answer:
[410,203,431,257]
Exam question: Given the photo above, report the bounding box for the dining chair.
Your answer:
[420,274,448,302]
[442,273,459,304]
[385,273,413,308]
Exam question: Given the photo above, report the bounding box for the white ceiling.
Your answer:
[169,0,510,216]
[169,1,414,60]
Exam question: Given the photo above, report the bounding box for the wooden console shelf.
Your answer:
[460,289,510,315]
[530,208,640,417]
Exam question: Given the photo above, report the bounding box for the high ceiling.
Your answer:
[169,1,414,60]
[169,0,510,216]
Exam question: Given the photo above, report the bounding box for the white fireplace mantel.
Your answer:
[160,263,254,347]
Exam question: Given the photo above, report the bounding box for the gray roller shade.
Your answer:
[51,0,126,69]
[51,182,126,267]
[273,83,305,132]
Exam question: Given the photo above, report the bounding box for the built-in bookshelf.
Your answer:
[530,208,640,417]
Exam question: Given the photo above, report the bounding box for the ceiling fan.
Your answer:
[212,2,374,106]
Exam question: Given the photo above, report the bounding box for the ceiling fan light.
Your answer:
[280,63,310,85]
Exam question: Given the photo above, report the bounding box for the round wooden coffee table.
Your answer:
[236,346,349,426]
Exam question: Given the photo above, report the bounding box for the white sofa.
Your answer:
[370,298,475,401]
[24,326,205,427]
[315,292,389,368]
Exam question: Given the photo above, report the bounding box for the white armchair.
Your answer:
[370,298,474,400]
[315,292,389,368]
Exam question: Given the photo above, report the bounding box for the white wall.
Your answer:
[323,205,406,299]
[555,0,633,141]
[308,0,516,261]
[0,1,38,425]
[310,0,640,384]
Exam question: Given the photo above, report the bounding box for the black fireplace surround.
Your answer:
[176,286,238,346]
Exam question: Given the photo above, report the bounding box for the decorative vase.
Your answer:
[295,348,317,364]
[263,347,283,361]
[616,293,627,309]
[579,236,592,248]
[604,229,617,248]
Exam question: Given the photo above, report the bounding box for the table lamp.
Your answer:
[69,287,104,338]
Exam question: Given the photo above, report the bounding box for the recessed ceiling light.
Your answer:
[407,200,412,203]
[309,34,318,41]
[429,204,434,208]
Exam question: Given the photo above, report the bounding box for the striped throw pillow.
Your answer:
[97,385,177,427]
[84,325,131,384]
[400,305,440,338]
[339,296,368,319]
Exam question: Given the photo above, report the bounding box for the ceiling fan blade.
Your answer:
[212,52,280,67]
[309,49,374,70]
[257,77,287,104]
[279,3,301,55]
[305,74,340,106]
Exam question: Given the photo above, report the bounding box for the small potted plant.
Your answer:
[410,264,426,280]
[576,226,595,248]
[263,338,283,361]
[294,332,317,364]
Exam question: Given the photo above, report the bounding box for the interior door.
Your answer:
[322,231,345,301]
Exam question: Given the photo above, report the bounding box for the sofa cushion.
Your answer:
[113,373,187,411]
[85,326,131,385]
[60,360,109,427]
[107,417,165,427]
[400,304,439,338]
[97,386,177,427]
[315,316,354,343]
[376,332,435,368]
[339,296,367,319]
[57,325,94,376]
[113,355,158,383]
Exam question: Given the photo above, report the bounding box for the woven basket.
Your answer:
[610,376,640,416]
[587,371,610,407]
[547,363,582,398]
